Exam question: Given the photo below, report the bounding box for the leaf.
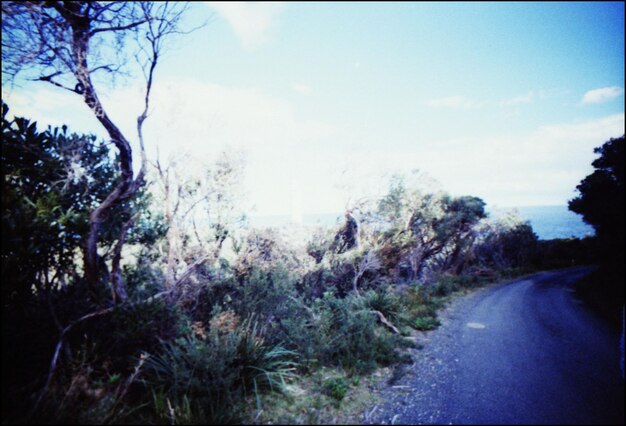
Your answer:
[22,195,37,208]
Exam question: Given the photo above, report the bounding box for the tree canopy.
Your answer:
[2,1,191,302]
[569,135,625,259]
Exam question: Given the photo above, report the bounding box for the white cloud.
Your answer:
[581,86,624,104]
[292,82,313,95]
[3,85,107,136]
[425,95,481,109]
[410,113,625,206]
[137,80,336,215]
[329,113,625,208]
[207,2,285,49]
[500,91,534,106]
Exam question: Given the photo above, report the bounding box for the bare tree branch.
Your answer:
[88,18,150,36]
[29,305,116,418]
[3,1,197,302]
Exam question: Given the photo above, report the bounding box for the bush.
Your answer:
[413,316,441,331]
[322,376,349,402]
[140,315,298,424]
[400,284,445,332]
[312,292,408,374]
[360,288,404,324]
[234,266,296,322]
[535,237,599,270]
[266,289,409,375]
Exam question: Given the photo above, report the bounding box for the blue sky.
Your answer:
[3,2,624,216]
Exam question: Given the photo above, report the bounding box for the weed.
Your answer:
[413,316,441,331]
[323,376,349,402]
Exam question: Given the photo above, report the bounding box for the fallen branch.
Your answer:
[371,310,401,334]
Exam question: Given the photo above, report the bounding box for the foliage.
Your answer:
[240,267,294,317]
[234,228,303,279]
[151,150,247,290]
[535,237,599,269]
[569,135,624,261]
[412,316,441,331]
[2,103,112,301]
[140,315,298,424]
[360,288,404,324]
[1,105,561,423]
[1,103,172,423]
[306,227,334,264]
[322,376,349,402]
[365,174,486,280]
[474,211,538,269]
[308,292,408,374]
[568,135,625,327]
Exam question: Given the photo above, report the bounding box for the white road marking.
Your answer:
[467,322,486,329]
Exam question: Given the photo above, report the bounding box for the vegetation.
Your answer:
[1,102,553,424]
[568,135,625,326]
[2,2,622,423]
[4,101,621,423]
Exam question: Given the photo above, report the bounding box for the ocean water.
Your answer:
[247,205,595,241]
[513,205,595,240]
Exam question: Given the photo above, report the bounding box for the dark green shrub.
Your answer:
[234,266,296,322]
[57,299,178,384]
[360,288,404,324]
[141,316,298,424]
[268,289,409,375]
[322,377,349,402]
[430,275,461,297]
[399,284,446,331]
[313,293,407,374]
[413,316,441,331]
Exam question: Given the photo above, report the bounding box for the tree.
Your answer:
[474,210,538,269]
[569,135,625,259]
[152,151,246,297]
[369,176,486,280]
[2,1,192,302]
[435,195,487,274]
[1,102,117,305]
[569,136,624,329]
[1,104,166,421]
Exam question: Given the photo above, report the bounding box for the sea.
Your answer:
[247,205,595,241]
[511,205,595,240]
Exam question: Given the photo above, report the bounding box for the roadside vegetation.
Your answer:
[568,135,625,327]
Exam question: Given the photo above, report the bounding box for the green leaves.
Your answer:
[141,315,299,424]
[570,135,624,242]
[1,101,155,302]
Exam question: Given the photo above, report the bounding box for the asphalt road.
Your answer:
[366,267,625,425]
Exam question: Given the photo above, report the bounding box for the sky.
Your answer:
[2,2,625,218]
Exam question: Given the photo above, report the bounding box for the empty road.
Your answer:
[366,267,624,425]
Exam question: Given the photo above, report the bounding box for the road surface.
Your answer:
[365,267,625,425]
